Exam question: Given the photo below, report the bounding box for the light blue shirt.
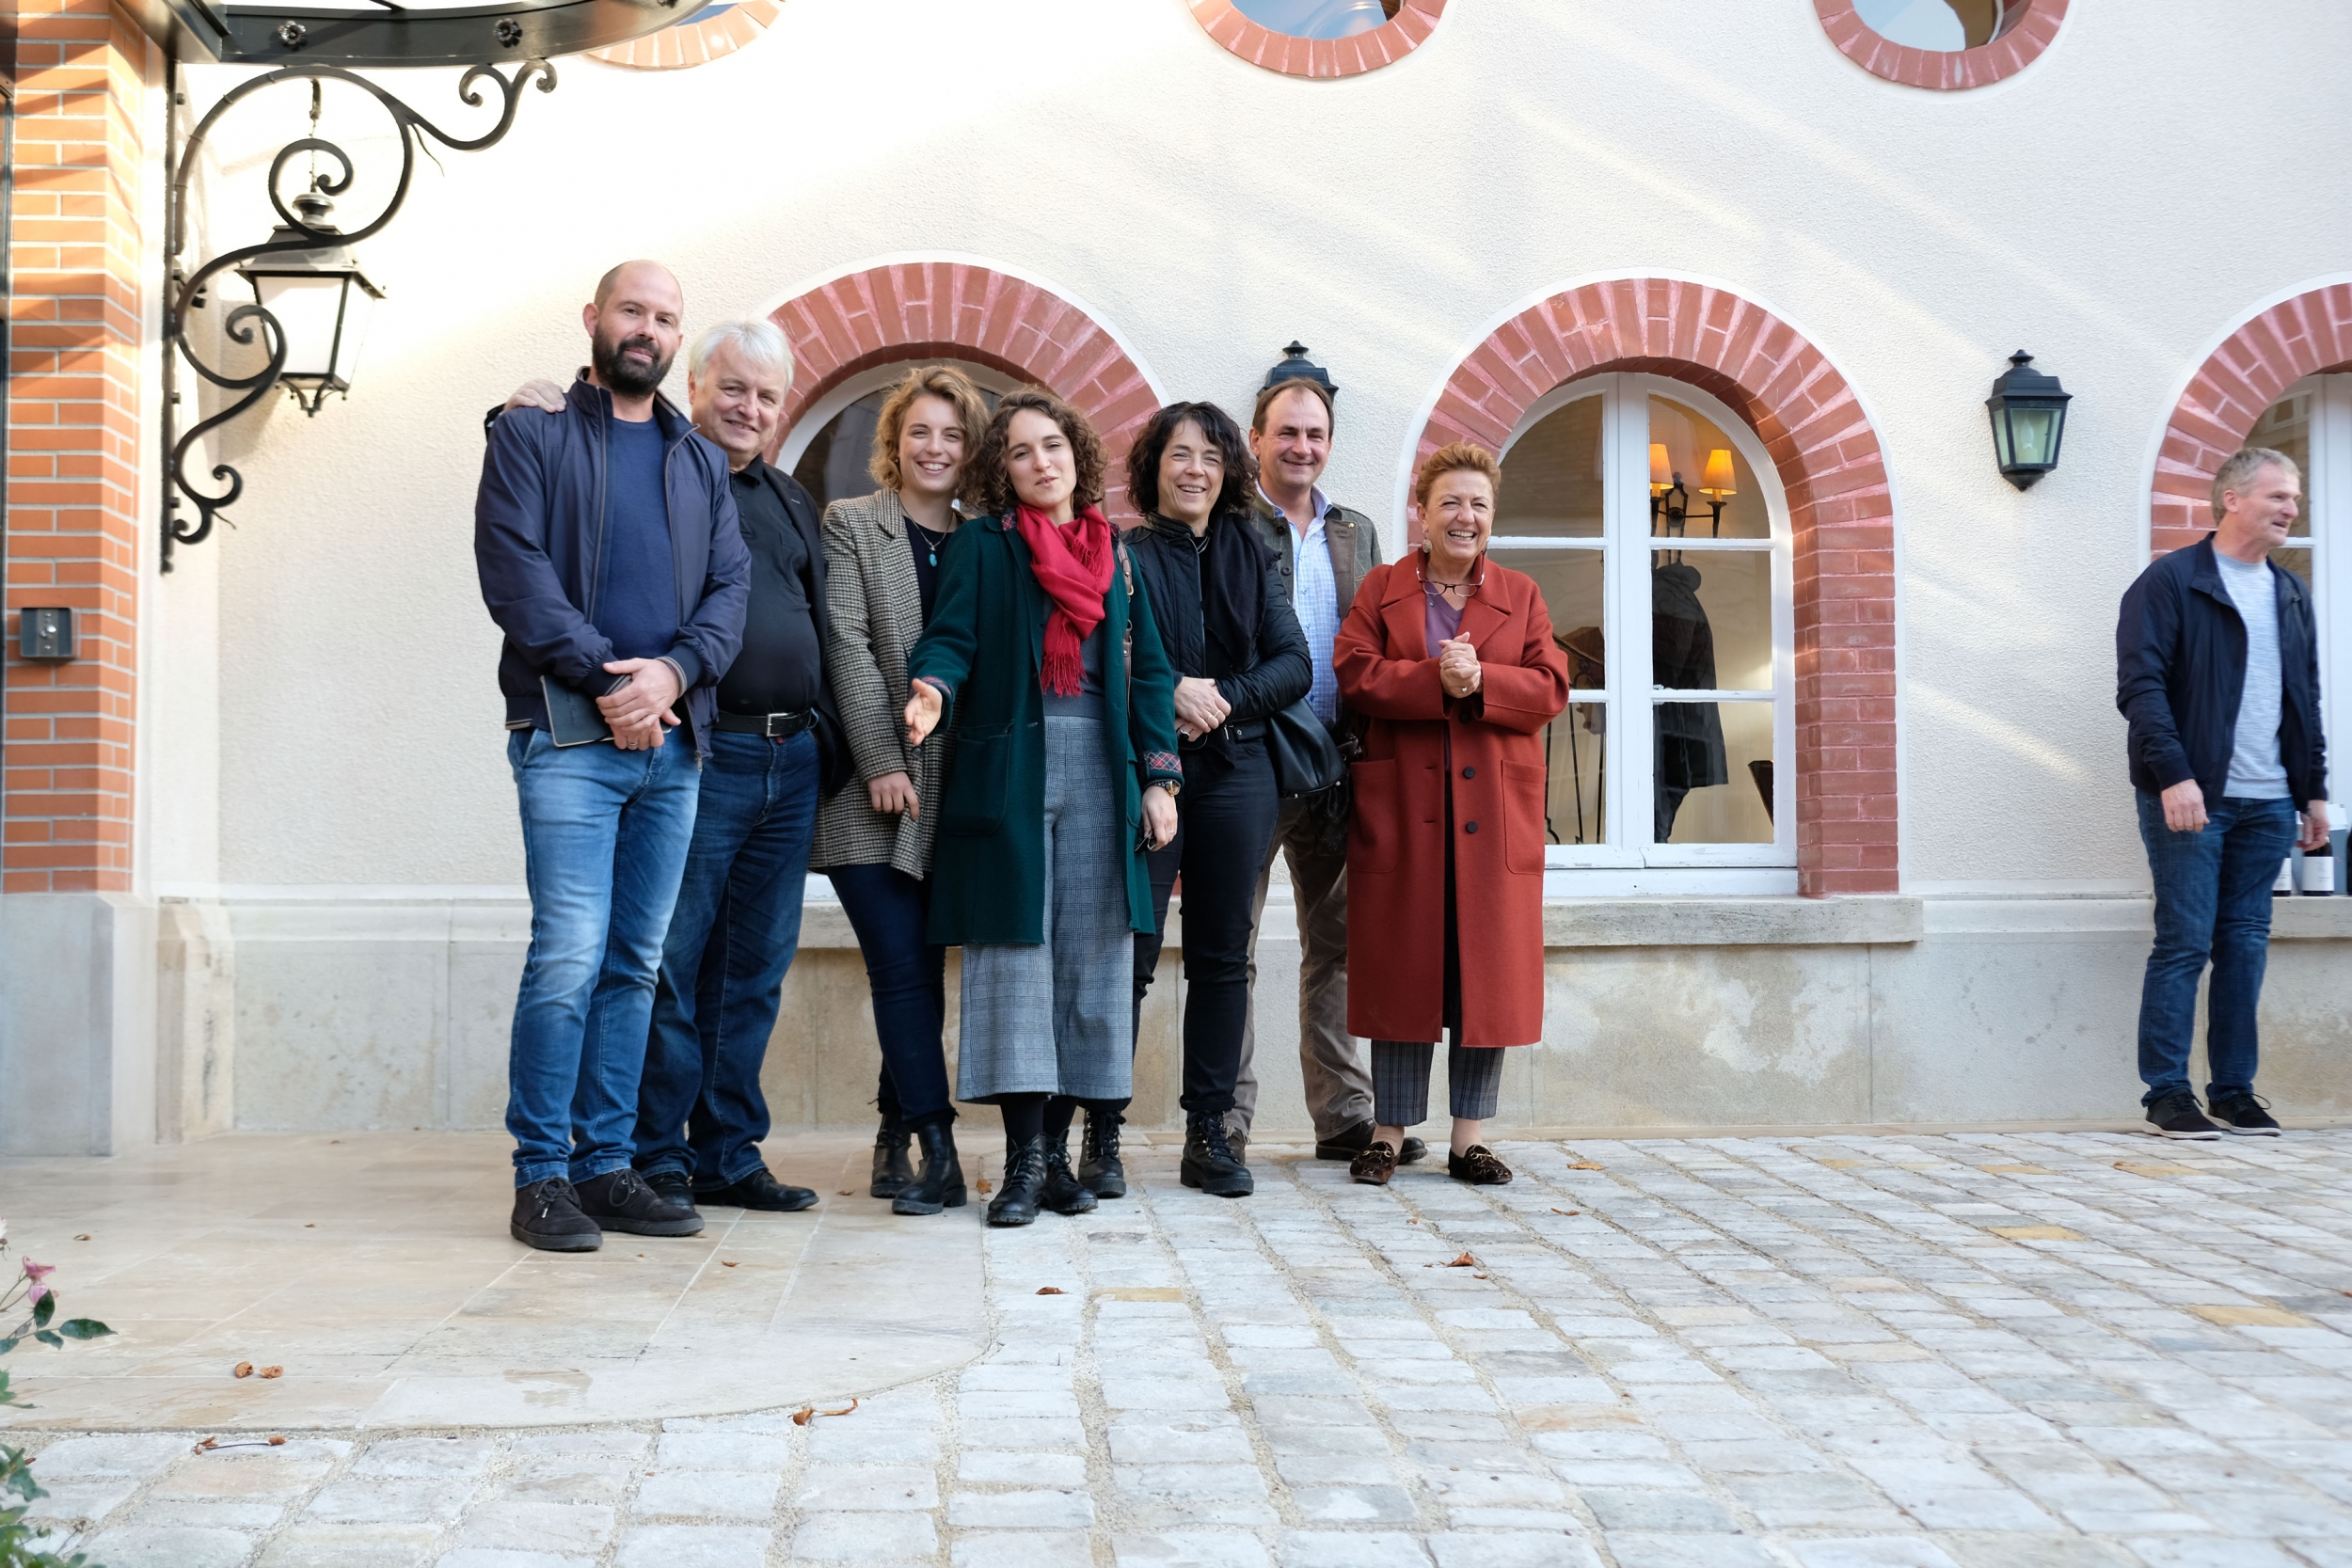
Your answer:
[2214,550,2291,799]
[1265,483,1340,722]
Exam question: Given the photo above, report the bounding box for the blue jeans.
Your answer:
[634,729,819,1189]
[506,728,702,1187]
[2135,791,2296,1105]
[827,863,954,1128]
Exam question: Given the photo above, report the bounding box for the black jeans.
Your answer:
[828,862,955,1128]
[1130,738,1280,1117]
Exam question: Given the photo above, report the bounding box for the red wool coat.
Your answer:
[1334,558,1572,1048]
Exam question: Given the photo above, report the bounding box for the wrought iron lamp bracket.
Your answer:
[161,56,556,572]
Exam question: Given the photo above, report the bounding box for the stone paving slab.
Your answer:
[10,1128,2352,1566]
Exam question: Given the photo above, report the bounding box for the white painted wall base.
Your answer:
[0,893,159,1155]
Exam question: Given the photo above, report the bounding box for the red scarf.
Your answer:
[1013,501,1114,697]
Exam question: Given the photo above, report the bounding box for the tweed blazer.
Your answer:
[810,488,953,878]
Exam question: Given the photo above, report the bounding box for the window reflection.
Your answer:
[1852,0,2001,51]
[1233,0,1398,40]
[1649,398,1765,539]
[1658,701,1773,845]
[1498,396,1603,538]
[1547,702,1606,847]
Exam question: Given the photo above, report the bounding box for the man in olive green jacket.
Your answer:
[1235,376,1423,1165]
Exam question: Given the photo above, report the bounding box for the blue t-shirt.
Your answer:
[596,416,677,665]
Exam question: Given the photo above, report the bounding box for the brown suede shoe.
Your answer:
[1447,1145,1513,1185]
[1349,1140,1398,1186]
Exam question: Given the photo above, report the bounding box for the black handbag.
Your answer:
[1267,695,1344,799]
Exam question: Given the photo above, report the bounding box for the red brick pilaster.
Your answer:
[1414,279,1897,896]
[2153,285,2352,557]
[771,261,1156,517]
[1187,0,1444,79]
[1815,0,2065,90]
[3,0,148,895]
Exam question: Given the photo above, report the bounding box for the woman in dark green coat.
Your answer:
[902,388,1181,1227]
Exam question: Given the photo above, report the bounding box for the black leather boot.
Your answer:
[1040,1130,1099,1216]
[892,1120,966,1215]
[1079,1110,1128,1199]
[870,1117,914,1198]
[988,1134,1048,1227]
[1181,1109,1254,1198]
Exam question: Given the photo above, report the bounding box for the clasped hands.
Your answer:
[598,658,682,750]
[1438,637,1483,701]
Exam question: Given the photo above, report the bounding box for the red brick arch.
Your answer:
[767,261,1160,516]
[1415,278,1896,897]
[1816,0,2066,91]
[1188,0,1444,79]
[2153,283,2352,556]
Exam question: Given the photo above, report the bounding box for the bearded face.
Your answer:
[592,316,674,399]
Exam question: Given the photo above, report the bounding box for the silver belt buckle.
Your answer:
[766,710,801,737]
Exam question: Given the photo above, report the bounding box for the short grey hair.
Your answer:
[687,318,793,394]
[2211,445,2299,522]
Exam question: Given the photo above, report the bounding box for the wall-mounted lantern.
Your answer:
[1262,341,1339,400]
[232,189,385,417]
[1985,350,2072,490]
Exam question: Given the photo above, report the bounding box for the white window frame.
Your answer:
[1493,372,1797,896]
[2283,373,2350,822]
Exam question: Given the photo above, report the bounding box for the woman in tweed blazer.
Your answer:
[811,365,993,1216]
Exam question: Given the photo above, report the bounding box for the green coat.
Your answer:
[907,515,1183,946]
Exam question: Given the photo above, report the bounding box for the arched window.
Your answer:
[2248,376,2349,830]
[777,359,1009,515]
[1491,373,1795,894]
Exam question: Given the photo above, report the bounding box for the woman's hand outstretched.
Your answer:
[903,680,944,746]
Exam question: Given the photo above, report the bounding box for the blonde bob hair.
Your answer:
[868,364,993,493]
[1413,440,1502,512]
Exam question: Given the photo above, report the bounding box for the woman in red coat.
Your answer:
[1333,442,1571,1187]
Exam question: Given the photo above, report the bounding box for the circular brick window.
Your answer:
[1190,0,1443,78]
[1816,0,2064,89]
[592,0,781,70]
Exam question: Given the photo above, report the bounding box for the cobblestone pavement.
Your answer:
[19,1128,2352,1567]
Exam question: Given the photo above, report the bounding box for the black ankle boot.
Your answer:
[988,1134,1048,1227]
[892,1120,966,1215]
[1079,1111,1127,1199]
[1040,1131,1099,1216]
[1181,1109,1254,1198]
[870,1117,914,1198]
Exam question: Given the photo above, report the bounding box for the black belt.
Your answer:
[714,708,818,738]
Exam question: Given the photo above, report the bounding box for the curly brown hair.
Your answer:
[960,387,1108,517]
[866,364,992,494]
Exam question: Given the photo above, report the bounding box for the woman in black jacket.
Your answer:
[1099,402,1311,1199]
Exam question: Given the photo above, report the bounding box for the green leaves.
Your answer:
[53,1323,110,1343]
[27,1297,51,1331]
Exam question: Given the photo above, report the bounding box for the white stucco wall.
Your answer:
[163,0,2352,898]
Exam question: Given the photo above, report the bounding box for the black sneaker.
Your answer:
[511,1178,602,1251]
[2144,1090,2223,1140]
[2207,1091,2281,1137]
[1315,1118,1427,1165]
[642,1167,700,1213]
[1079,1112,1127,1199]
[699,1166,819,1212]
[576,1167,705,1235]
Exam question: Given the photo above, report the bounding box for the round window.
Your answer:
[1851,0,2003,52]
[1232,0,1397,38]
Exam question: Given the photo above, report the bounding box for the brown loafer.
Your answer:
[1349,1140,1398,1185]
[1447,1145,1513,1185]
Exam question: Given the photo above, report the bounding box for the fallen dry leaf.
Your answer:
[258,1366,283,1380]
[1444,1252,1479,1268]
[232,1362,253,1379]
[1567,1161,1605,1171]
[304,1224,315,1229]
[1037,1286,1066,1295]
[1550,1208,1579,1216]
[268,1435,286,1446]
[722,1260,739,1268]
[194,1437,219,1452]
[837,1189,853,1196]
[73,1234,89,1242]
[977,1179,993,1194]
[790,1398,860,1425]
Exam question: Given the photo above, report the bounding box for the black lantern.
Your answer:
[1985,350,2071,490]
[1263,341,1339,400]
[233,189,385,417]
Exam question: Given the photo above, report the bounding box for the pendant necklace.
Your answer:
[911,520,946,565]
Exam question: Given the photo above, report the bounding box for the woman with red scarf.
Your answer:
[903,388,1183,1227]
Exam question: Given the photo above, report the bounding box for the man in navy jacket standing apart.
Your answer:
[476,260,749,1248]
[2116,445,2329,1140]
